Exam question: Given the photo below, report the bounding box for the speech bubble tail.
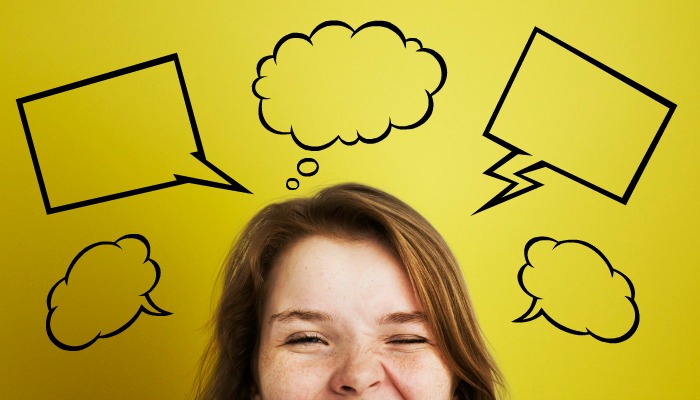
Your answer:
[474,152,545,214]
[174,152,252,194]
[140,294,172,317]
[513,298,542,323]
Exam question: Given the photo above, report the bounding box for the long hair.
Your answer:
[195,183,504,399]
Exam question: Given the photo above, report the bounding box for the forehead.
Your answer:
[263,235,422,319]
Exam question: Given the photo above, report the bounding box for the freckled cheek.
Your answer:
[257,350,334,399]
[385,352,454,397]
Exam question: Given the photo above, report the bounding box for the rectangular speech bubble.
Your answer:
[477,27,675,214]
[17,54,250,214]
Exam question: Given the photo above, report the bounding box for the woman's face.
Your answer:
[254,235,455,399]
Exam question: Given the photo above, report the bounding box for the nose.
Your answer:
[330,347,385,395]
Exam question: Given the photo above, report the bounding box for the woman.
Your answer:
[196,183,503,399]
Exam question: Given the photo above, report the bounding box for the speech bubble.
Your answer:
[46,234,170,351]
[514,237,639,343]
[475,27,676,214]
[17,54,250,214]
[253,20,447,151]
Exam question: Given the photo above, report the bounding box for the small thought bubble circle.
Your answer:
[46,234,171,351]
[286,158,319,190]
[253,20,447,151]
[514,237,639,343]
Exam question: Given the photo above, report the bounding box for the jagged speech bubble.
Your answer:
[17,54,250,214]
[514,237,639,343]
[475,27,675,214]
[46,234,171,351]
[253,20,447,151]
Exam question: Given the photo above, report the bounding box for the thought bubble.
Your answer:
[475,27,675,214]
[17,54,250,214]
[286,158,319,190]
[253,20,447,151]
[46,234,171,351]
[514,237,639,343]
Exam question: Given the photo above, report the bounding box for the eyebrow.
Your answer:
[268,309,334,325]
[377,311,428,325]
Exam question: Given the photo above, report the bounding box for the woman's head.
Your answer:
[196,183,502,399]
[257,234,455,398]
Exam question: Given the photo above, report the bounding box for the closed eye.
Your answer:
[387,335,429,345]
[284,332,329,346]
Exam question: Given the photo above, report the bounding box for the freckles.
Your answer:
[259,351,334,399]
[386,351,453,396]
[258,351,295,397]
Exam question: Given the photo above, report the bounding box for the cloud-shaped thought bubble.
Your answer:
[253,20,447,151]
[46,234,171,351]
[514,237,639,343]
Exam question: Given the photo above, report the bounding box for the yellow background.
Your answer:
[1,1,697,398]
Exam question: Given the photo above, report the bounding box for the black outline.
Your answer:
[514,236,640,344]
[252,20,447,151]
[297,157,319,177]
[285,158,319,190]
[17,53,251,215]
[46,234,171,351]
[475,27,676,214]
[286,178,300,190]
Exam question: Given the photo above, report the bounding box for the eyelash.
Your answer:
[284,332,328,346]
[387,335,429,345]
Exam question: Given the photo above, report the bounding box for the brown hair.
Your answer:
[195,183,504,399]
